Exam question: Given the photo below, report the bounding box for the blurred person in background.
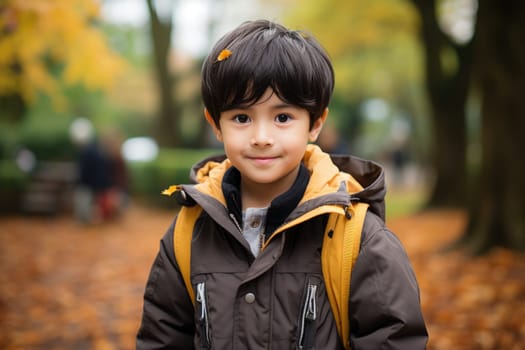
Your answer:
[100,128,130,218]
[70,118,127,224]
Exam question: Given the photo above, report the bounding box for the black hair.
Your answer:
[201,19,334,129]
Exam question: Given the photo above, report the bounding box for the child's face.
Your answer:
[206,88,326,199]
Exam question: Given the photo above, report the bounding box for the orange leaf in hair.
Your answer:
[217,49,232,61]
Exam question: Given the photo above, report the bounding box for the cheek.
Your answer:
[301,127,317,144]
[285,134,312,154]
[221,136,243,155]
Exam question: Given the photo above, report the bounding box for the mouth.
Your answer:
[247,156,278,165]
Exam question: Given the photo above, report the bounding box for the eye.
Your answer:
[233,114,250,124]
[275,113,291,123]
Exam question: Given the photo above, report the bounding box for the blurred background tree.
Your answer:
[410,0,525,253]
[0,0,126,122]
[145,0,178,147]
[411,0,475,209]
[461,0,525,253]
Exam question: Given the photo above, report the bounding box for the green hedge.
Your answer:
[0,117,76,162]
[0,159,29,213]
[128,148,221,207]
[0,159,28,189]
[18,123,76,161]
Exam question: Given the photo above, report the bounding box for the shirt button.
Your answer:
[250,216,261,228]
[244,292,256,304]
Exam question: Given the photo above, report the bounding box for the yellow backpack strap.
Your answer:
[322,202,369,350]
[173,205,202,306]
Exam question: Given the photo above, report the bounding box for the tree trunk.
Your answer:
[460,0,525,254]
[411,0,472,208]
[146,0,180,147]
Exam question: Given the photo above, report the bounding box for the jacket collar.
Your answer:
[222,164,310,238]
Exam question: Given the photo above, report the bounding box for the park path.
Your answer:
[0,204,524,349]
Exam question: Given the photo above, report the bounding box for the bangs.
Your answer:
[219,32,318,111]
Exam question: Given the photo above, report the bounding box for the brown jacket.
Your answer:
[137,145,427,349]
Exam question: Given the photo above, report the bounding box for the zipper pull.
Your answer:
[196,283,207,321]
[229,212,242,232]
[196,282,211,348]
[305,284,317,321]
[298,282,318,349]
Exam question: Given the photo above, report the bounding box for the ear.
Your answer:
[204,108,223,142]
[308,108,328,142]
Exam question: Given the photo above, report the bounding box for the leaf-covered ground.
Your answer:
[0,205,524,349]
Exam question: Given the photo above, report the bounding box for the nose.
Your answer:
[250,122,274,147]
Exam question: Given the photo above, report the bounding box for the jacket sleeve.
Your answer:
[348,213,428,350]
[136,218,195,349]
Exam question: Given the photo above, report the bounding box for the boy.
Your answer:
[137,20,427,349]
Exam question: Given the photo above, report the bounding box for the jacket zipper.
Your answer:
[297,282,318,349]
[196,282,211,349]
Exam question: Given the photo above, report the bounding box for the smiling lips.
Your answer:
[248,156,278,165]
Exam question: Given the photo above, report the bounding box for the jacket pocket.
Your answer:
[297,276,320,350]
[196,281,211,349]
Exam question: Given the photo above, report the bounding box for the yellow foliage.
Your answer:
[287,0,419,52]
[0,0,126,108]
[283,0,421,99]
